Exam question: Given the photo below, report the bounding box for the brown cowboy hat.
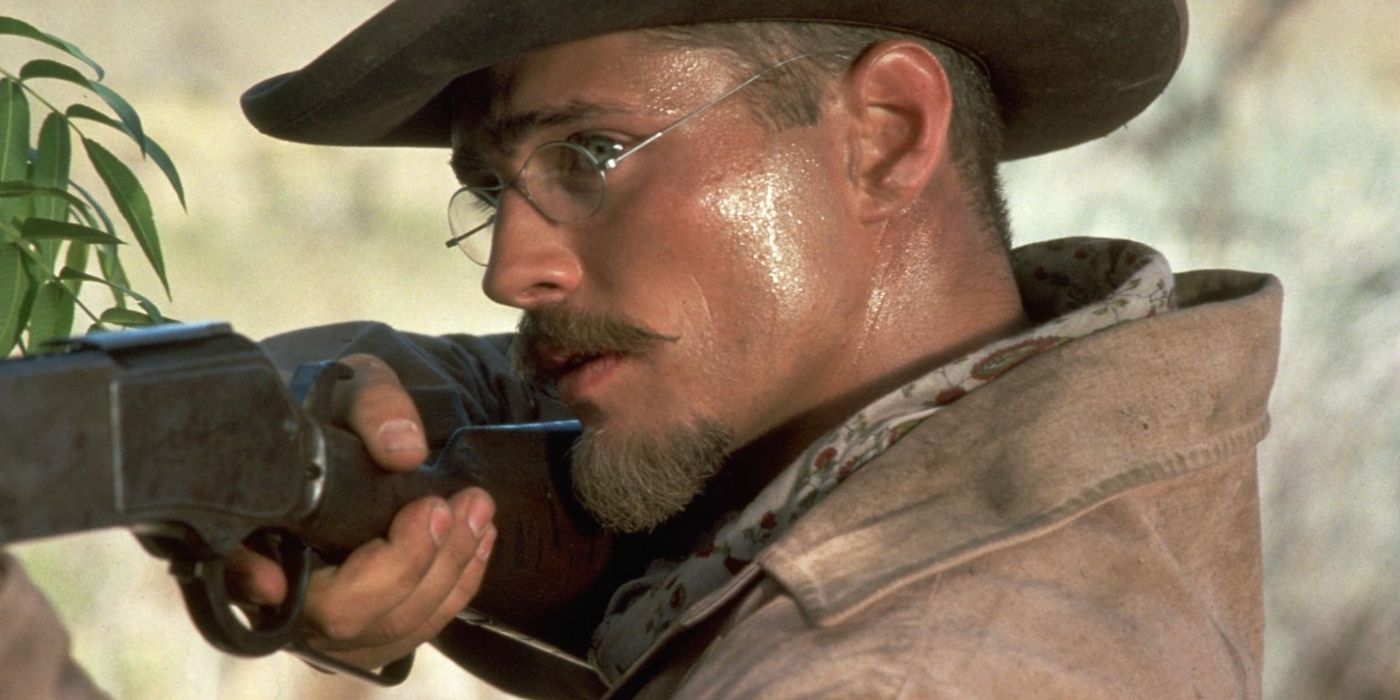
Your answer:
[240,0,1187,160]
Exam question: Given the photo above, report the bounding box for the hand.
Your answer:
[227,353,497,671]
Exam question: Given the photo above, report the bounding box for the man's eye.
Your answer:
[568,133,625,163]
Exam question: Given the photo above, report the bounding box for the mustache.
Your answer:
[509,306,678,391]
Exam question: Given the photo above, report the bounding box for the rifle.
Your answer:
[0,322,621,684]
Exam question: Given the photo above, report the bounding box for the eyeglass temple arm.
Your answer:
[606,52,850,169]
[445,216,496,247]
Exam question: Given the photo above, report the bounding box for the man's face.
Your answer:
[453,33,877,530]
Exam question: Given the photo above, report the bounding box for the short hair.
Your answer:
[643,22,1012,249]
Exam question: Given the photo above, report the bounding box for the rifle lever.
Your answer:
[170,533,312,657]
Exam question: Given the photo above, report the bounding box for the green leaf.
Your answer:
[59,266,162,323]
[32,112,72,267]
[32,115,72,217]
[98,307,154,327]
[0,17,104,80]
[17,60,145,153]
[147,136,186,209]
[81,138,167,296]
[66,104,183,208]
[64,104,118,129]
[61,239,87,296]
[0,180,90,212]
[0,79,29,227]
[67,181,129,307]
[10,234,58,281]
[25,280,75,350]
[95,245,131,309]
[18,57,88,84]
[20,218,122,244]
[66,179,115,232]
[0,243,32,355]
[87,83,144,157]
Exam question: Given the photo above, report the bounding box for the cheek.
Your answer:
[696,148,838,325]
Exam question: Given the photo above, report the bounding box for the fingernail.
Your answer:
[429,502,452,547]
[477,525,497,562]
[379,419,424,454]
[466,494,493,537]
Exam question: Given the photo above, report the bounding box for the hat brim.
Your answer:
[240,0,1187,160]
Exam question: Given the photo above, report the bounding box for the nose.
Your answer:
[481,195,583,309]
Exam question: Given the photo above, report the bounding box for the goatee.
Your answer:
[510,306,731,532]
[571,420,734,533]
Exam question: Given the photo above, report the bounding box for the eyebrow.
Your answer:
[450,100,637,183]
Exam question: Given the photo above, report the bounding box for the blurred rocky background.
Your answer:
[2,1,1397,698]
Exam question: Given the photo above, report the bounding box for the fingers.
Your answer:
[224,350,426,613]
[235,353,491,671]
[299,488,496,671]
[405,489,497,636]
[303,496,450,636]
[371,488,495,635]
[225,545,289,607]
[333,353,428,470]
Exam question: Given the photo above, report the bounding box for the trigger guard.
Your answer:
[173,536,313,657]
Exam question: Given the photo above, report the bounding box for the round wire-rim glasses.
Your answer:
[444,52,846,266]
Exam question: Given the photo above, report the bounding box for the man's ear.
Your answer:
[839,41,953,223]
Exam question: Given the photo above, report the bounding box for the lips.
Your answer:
[513,307,678,402]
[537,345,600,376]
[535,345,625,403]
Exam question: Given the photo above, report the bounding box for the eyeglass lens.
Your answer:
[447,141,609,265]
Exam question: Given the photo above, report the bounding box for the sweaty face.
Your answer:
[453,33,874,531]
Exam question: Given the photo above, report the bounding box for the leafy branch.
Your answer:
[0,15,185,356]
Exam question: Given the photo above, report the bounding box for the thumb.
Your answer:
[333,353,429,471]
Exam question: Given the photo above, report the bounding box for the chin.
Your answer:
[569,418,734,533]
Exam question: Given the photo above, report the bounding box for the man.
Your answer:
[8,1,1282,698]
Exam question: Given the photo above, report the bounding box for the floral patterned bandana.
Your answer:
[590,237,1177,683]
